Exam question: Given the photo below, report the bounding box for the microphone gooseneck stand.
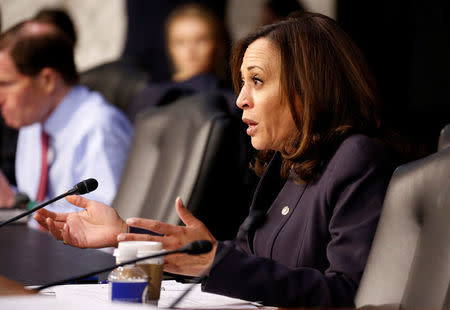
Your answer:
[34,240,213,292]
[0,178,99,228]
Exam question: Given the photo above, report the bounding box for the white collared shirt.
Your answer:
[16,85,134,213]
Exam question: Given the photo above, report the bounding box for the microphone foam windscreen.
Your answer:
[184,240,213,255]
[76,178,98,194]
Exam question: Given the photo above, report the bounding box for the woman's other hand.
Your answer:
[34,195,127,248]
[117,197,217,276]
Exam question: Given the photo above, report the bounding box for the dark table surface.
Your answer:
[0,224,114,286]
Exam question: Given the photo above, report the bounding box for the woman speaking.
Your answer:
[35,12,397,307]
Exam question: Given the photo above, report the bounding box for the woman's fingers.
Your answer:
[125,217,180,235]
[175,197,200,227]
[117,233,164,243]
[33,213,49,230]
[61,223,83,248]
[51,220,65,230]
[65,195,90,209]
[61,224,72,245]
[125,198,200,231]
[35,208,69,222]
[47,218,63,240]
[116,232,184,251]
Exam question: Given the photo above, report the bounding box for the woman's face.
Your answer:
[168,16,216,81]
[236,38,297,151]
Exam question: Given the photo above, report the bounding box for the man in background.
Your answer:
[0,20,133,225]
[0,8,77,190]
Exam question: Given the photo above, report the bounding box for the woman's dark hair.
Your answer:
[34,8,77,46]
[0,20,78,85]
[230,12,385,183]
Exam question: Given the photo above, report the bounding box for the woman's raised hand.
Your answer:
[117,197,217,277]
[34,195,127,248]
[35,196,218,276]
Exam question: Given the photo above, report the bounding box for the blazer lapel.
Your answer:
[253,175,307,259]
[249,153,283,212]
[245,152,284,253]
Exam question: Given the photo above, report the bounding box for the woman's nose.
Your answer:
[236,86,253,110]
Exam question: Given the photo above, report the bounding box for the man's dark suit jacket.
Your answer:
[202,135,395,307]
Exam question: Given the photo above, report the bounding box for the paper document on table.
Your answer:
[21,281,261,309]
[0,295,154,310]
[159,280,261,308]
[52,284,110,304]
[27,283,110,304]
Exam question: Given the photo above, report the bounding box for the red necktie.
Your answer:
[36,130,49,202]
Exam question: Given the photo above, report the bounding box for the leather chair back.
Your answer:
[112,92,249,240]
[438,124,450,151]
[355,148,450,309]
[80,58,150,115]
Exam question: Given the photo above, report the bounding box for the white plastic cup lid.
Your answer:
[114,245,138,263]
[116,241,164,263]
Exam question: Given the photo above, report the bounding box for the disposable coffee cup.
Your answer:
[135,242,165,305]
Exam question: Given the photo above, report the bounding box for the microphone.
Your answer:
[66,178,99,195]
[33,240,213,292]
[180,239,213,254]
[169,210,266,308]
[0,178,98,228]
[236,210,266,239]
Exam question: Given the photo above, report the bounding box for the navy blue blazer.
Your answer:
[202,135,395,307]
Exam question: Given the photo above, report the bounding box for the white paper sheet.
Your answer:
[0,294,151,310]
[3,280,261,309]
[159,280,261,308]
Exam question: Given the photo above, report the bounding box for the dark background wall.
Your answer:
[337,0,450,157]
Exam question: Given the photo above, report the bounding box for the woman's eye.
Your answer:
[252,76,263,85]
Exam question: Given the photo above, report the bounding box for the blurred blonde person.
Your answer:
[166,4,226,81]
[129,4,237,120]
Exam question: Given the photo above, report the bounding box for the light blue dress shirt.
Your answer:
[16,85,134,214]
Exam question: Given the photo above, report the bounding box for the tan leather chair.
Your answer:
[355,147,450,309]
